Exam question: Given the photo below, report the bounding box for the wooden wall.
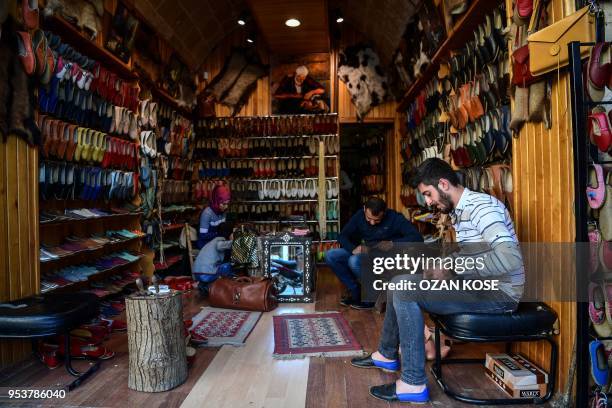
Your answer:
[508,0,575,393]
[0,136,40,366]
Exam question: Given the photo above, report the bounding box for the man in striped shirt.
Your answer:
[352,158,523,404]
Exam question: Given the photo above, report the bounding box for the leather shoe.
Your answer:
[16,31,36,76]
[369,382,430,404]
[351,354,400,372]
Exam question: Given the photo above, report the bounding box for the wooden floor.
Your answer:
[0,268,552,407]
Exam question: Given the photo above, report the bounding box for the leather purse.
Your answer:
[208,276,278,312]
[528,2,596,77]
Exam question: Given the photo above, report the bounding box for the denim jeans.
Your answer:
[324,248,365,300]
[378,274,517,385]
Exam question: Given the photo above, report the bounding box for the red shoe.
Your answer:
[190,330,208,345]
[57,337,115,360]
[589,112,612,152]
[38,342,61,369]
[100,318,127,332]
[22,0,39,30]
[16,31,36,75]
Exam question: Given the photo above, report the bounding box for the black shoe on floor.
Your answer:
[350,301,375,310]
[339,296,357,307]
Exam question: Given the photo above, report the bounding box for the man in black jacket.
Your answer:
[325,197,423,309]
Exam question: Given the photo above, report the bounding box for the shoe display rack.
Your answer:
[568,40,612,408]
[37,23,146,297]
[195,114,341,241]
[149,99,197,274]
[358,130,386,202]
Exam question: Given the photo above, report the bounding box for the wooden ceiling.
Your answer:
[246,0,330,55]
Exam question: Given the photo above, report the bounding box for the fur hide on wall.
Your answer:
[338,45,388,120]
[204,48,268,116]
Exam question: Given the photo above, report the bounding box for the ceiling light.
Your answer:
[334,9,344,23]
[238,11,250,26]
[285,18,301,27]
[247,38,254,43]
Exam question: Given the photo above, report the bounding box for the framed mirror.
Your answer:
[261,233,314,303]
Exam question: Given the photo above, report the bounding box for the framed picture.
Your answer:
[105,3,139,63]
[260,233,314,303]
[271,53,331,115]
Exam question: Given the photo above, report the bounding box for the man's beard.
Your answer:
[436,188,454,214]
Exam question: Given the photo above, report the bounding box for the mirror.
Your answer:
[261,234,314,302]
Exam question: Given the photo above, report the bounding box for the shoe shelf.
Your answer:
[241,134,338,140]
[242,177,338,182]
[40,235,143,266]
[224,155,337,160]
[233,199,339,203]
[40,210,143,228]
[397,0,504,111]
[41,255,144,294]
[154,255,184,271]
[150,85,193,119]
[42,15,137,81]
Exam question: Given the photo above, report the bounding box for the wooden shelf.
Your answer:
[43,15,137,80]
[40,236,143,267]
[397,0,503,111]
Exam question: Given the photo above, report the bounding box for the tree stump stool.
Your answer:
[126,291,187,392]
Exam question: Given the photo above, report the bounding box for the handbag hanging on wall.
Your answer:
[527,0,597,77]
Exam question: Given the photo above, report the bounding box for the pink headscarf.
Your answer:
[210,185,231,214]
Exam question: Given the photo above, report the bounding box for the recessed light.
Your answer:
[238,19,246,25]
[247,38,254,43]
[285,18,301,27]
[336,17,344,23]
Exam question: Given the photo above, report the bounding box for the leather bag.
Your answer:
[208,276,278,312]
[527,3,596,76]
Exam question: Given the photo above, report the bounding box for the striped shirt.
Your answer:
[451,188,524,301]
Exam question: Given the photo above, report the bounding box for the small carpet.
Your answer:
[273,312,365,359]
[190,307,262,347]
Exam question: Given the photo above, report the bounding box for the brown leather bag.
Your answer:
[208,277,278,312]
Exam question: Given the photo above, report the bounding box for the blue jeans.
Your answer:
[378,274,517,385]
[325,248,365,300]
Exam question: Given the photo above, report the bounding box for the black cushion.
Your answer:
[0,293,99,338]
[430,302,557,339]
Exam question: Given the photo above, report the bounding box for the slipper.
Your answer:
[587,164,606,209]
[56,336,115,360]
[590,283,612,337]
[590,340,609,387]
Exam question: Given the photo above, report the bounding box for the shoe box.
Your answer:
[484,353,548,398]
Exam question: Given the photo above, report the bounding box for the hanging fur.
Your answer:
[9,32,40,147]
[338,45,388,120]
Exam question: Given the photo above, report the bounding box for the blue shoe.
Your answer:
[351,354,400,372]
[369,383,429,404]
[590,340,609,386]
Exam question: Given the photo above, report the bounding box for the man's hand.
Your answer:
[375,241,394,251]
[424,268,453,280]
[352,245,364,255]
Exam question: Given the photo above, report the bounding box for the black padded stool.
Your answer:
[429,302,558,405]
[0,292,100,390]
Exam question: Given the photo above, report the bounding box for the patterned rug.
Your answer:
[190,307,262,347]
[273,312,365,359]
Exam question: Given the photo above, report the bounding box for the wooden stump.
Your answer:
[126,291,187,392]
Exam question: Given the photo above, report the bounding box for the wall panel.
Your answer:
[507,0,575,393]
[0,136,40,367]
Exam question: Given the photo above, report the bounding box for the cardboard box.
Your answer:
[485,353,549,388]
[485,367,548,399]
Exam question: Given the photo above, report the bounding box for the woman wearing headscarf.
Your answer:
[197,184,231,249]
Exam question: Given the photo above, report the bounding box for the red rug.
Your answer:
[273,312,365,359]
[190,307,262,347]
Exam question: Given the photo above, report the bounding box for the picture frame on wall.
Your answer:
[271,53,331,115]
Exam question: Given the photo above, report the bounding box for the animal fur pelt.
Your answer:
[204,48,268,116]
[338,45,388,120]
